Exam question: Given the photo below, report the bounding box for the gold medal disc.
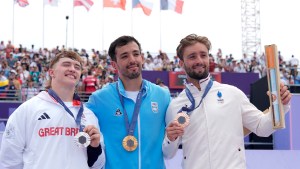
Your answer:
[175,112,190,128]
[122,135,138,151]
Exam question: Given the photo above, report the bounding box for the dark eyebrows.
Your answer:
[119,50,141,56]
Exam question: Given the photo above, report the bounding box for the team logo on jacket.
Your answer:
[217,91,224,103]
[4,124,15,139]
[38,112,51,120]
[115,108,123,116]
[151,102,158,113]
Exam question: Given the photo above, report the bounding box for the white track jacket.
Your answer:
[163,77,290,169]
[0,91,105,169]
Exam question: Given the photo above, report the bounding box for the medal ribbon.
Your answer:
[179,80,213,116]
[117,82,145,136]
[48,89,84,131]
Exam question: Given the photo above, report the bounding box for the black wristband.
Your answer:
[87,144,102,167]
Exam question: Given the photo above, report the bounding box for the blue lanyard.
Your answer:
[48,89,84,131]
[179,80,213,116]
[116,82,145,136]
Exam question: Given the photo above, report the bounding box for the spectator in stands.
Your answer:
[146,51,153,60]
[153,54,163,71]
[106,75,114,84]
[208,54,216,72]
[143,57,155,70]
[241,53,250,64]
[98,78,107,89]
[19,64,30,87]
[0,70,9,100]
[0,50,105,169]
[29,65,40,85]
[249,59,262,78]
[163,34,292,169]
[22,80,39,101]
[174,64,183,72]
[294,70,300,84]
[5,40,14,58]
[156,78,170,92]
[6,78,17,100]
[289,55,299,81]
[86,35,171,169]
[234,61,247,73]
[0,41,5,51]
[9,69,21,91]
[83,70,99,93]
[80,48,89,59]
[278,51,284,65]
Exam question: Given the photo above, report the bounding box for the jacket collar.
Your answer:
[185,75,211,95]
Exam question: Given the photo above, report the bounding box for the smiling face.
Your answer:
[111,41,144,81]
[180,42,209,81]
[47,51,83,89]
[49,57,82,88]
[176,34,211,83]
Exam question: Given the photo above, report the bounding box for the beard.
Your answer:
[183,63,209,80]
[127,71,141,79]
[121,63,142,79]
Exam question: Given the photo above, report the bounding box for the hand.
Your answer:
[279,82,292,105]
[84,125,101,148]
[267,82,291,105]
[166,121,184,142]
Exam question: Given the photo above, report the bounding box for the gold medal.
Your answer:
[74,132,91,148]
[122,135,138,151]
[175,112,190,128]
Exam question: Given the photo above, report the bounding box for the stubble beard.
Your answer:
[184,64,209,81]
[127,71,141,79]
[124,63,142,79]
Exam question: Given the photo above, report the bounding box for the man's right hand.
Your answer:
[166,121,184,141]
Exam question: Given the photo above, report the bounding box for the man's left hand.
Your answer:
[84,125,101,148]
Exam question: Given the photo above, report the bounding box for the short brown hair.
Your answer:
[108,35,142,62]
[45,50,83,89]
[176,34,211,60]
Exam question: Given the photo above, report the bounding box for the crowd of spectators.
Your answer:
[0,40,299,101]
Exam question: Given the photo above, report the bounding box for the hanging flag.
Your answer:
[44,0,60,6]
[103,0,126,10]
[161,0,184,14]
[74,0,94,11]
[15,0,29,7]
[132,0,153,16]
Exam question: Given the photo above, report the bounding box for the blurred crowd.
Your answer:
[0,40,299,101]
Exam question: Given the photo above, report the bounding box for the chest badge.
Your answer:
[151,102,158,113]
[115,108,123,116]
[217,91,224,103]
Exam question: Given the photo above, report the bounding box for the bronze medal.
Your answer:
[175,112,190,128]
[122,135,138,151]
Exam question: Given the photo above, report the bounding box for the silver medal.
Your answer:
[74,132,91,148]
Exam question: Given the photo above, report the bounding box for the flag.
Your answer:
[15,0,29,7]
[161,0,184,14]
[44,0,59,6]
[132,0,153,16]
[103,0,126,10]
[74,0,94,11]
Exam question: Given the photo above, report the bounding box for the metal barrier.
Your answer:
[0,89,180,103]
[0,89,22,102]
[77,91,92,102]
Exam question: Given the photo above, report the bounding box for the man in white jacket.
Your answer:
[0,51,105,169]
[162,34,292,169]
